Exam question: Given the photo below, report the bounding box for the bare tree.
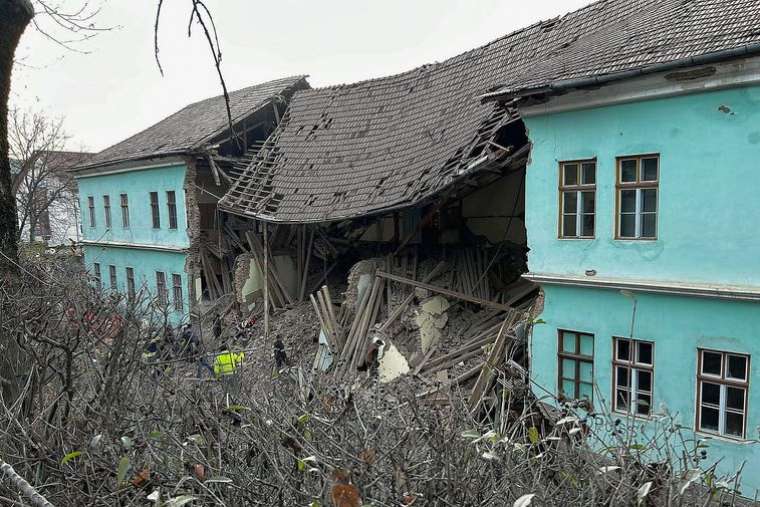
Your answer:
[9,107,83,244]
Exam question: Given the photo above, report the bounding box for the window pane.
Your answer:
[641,213,657,238]
[700,406,720,432]
[637,342,653,365]
[579,382,593,401]
[582,162,596,185]
[617,339,630,361]
[562,215,577,237]
[616,366,629,387]
[579,334,593,356]
[641,189,657,213]
[561,379,576,398]
[563,164,578,186]
[620,160,637,182]
[725,412,744,438]
[562,333,576,353]
[563,191,578,213]
[562,358,577,379]
[637,370,652,392]
[727,355,747,381]
[616,389,629,411]
[636,394,651,416]
[701,382,721,406]
[702,351,722,376]
[620,190,636,213]
[579,361,593,383]
[582,214,595,237]
[727,387,745,411]
[581,191,595,214]
[620,214,636,238]
[642,158,658,181]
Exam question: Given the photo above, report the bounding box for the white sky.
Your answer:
[10,0,590,153]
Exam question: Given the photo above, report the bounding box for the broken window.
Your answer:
[558,330,594,402]
[172,273,183,311]
[155,271,168,305]
[559,160,595,238]
[616,156,658,239]
[93,262,101,289]
[126,267,136,301]
[167,191,178,230]
[613,338,654,416]
[109,264,117,290]
[87,196,96,227]
[697,349,749,439]
[150,192,160,229]
[103,195,112,229]
[120,193,130,228]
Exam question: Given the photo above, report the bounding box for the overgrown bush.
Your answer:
[0,255,750,506]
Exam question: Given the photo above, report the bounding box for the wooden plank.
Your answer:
[299,228,315,302]
[377,270,511,312]
[378,261,448,333]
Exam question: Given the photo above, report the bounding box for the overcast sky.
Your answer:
[10,0,590,153]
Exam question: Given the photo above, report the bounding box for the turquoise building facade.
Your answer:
[521,61,760,494]
[77,162,192,324]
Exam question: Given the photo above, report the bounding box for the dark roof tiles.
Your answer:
[222,0,760,222]
[85,76,309,168]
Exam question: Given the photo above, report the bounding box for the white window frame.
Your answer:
[559,160,596,239]
[616,155,659,240]
[696,349,750,439]
[613,338,654,417]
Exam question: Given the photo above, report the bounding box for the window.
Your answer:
[616,155,659,239]
[172,274,184,311]
[109,265,117,290]
[155,271,168,305]
[87,196,96,227]
[93,263,101,289]
[120,194,130,228]
[167,191,178,230]
[613,338,654,416]
[103,195,112,229]
[697,349,749,439]
[126,267,135,301]
[559,160,596,238]
[558,330,594,402]
[150,192,160,228]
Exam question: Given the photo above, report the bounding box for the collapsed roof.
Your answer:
[81,76,310,170]
[220,0,760,224]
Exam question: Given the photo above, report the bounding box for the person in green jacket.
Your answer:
[213,346,245,378]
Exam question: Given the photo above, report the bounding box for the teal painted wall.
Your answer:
[524,85,760,287]
[524,84,760,495]
[77,164,190,248]
[83,244,189,325]
[531,285,760,495]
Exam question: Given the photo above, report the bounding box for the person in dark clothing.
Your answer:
[180,323,214,377]
[274,337,288,370]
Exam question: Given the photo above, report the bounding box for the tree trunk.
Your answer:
[0,0,34,272]
[0,0,34,409]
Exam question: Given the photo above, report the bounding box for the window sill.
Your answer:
[614,237,658,242]
[695,430,756,445]
[558,237,596,241]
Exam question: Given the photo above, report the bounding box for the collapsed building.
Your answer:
[211,20,570,407]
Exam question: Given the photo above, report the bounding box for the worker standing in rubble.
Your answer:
[214,344,245,394]
[180,323,214,377]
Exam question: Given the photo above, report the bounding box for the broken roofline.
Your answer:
[481,43,760,103]
[219,143,530,225]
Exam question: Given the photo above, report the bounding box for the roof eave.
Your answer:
[481,43,760,103]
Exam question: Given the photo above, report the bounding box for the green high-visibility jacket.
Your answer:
[213,350,245,377]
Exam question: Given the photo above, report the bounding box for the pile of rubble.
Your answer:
[227,244,538,417]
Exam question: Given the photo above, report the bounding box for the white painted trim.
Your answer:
[73,158,186,179]
[80,239,188,253]
[524,272,760,302]
[520,55,760,117]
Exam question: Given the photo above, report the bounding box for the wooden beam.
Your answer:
[376,271,511,312]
